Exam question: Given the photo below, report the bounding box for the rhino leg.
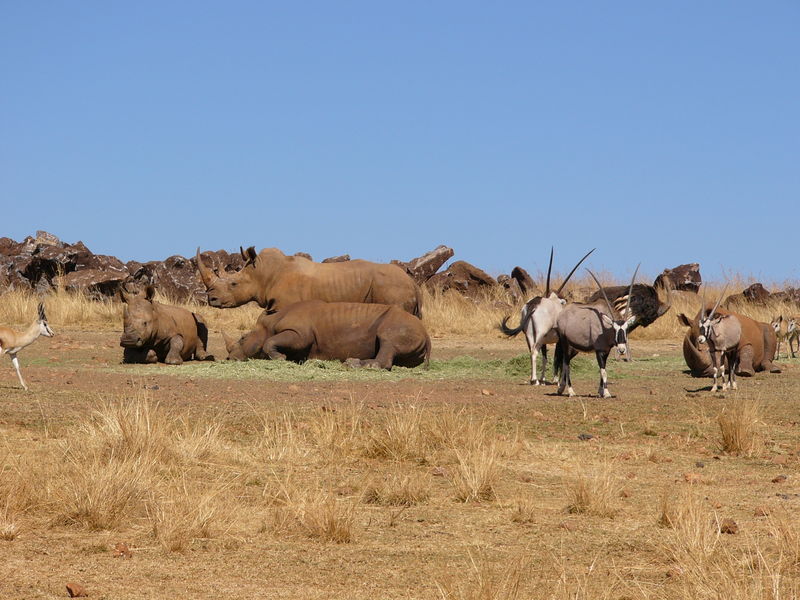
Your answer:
[165,336,185,365]
[193,314,213,360]
[123,347,158,364]
[736,345,755,377]
[263,331,304,361]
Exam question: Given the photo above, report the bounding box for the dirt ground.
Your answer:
[1,330,798,599]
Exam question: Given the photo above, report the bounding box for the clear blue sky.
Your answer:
[2,2,798,284]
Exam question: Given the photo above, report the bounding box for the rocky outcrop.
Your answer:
[392,245,454,284]
[322,254,350,263]
[654,263,702,293]
[426,261,497,297]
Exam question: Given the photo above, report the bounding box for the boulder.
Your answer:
[654,263,702,293]
[147,255,206,302]
[293,252,313,261]
[510,266,536,295]
[426,260,497,297]
[497,274,523,301]
[58,268,130,299]
[322,254,351,263]
[392,245,454,283]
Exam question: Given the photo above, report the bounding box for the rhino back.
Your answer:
[260,259,419,314]
[153,302,202,357]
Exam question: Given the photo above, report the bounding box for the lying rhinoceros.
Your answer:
[678,305,779,377]
[119,284,213,364]
[223,301,430,369]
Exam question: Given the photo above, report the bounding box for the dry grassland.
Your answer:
[0,286,799,599]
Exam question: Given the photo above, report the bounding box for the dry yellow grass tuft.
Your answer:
[565,462,619,518]
[435,548,529,600]
[451,445,499,503]
[718,398,763,457]
[362,472,431,507]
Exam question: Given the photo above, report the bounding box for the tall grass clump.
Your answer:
[565,462,619,518]
[718,398,762,457]
[434,548,529,600]
[451,446,499,503]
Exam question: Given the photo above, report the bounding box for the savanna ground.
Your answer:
[1,287,799,599]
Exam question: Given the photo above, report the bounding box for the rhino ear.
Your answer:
[245,246,257,264]
[145,285,156,301]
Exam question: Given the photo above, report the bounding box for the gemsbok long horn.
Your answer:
[586,269,617,317]
[708,285,729,321]
[555,248,596,297]
[544,247,554,297]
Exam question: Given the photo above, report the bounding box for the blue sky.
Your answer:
[2,2,798,284]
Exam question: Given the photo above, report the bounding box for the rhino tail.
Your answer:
[413,285,423,319]
[682,334,713,377]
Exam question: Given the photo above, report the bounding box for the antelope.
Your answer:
[553,265,639,398]
[0,303,55,391]
[697,287,741,392]
[787,317,799,358]
[770,316,790,360]
[499,247,595,385]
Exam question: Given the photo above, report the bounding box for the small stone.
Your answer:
[558,521,576,531]
[772,475,788,484]
[720,518,738,534]
[112,542,132,558]
[481,389,493,396]
[695,461,705,468]
[666,566,683,578]
[754,506,770,517]
[577,433,594,441]
[683,473,702,484]
[531,410,545,420]
[66,582,89,598]
[430,466,448,477]
[620,489,631,498]
[771,455,790,466]
[520,473,534,483]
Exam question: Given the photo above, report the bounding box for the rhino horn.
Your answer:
[196,248,218,288]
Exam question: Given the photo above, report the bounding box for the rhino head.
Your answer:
[119,284,158,348]
[223,330,265,361]
[196,247,261,308]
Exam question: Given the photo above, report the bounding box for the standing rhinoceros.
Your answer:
[119,284,213,364]
[196,246,422,317]
[223,301,430,369]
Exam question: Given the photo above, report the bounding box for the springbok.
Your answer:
[499,247,595,385]
[0,303,55,391]
[697,287,741,392]
[770,316,789,360]
[553,266,639,398]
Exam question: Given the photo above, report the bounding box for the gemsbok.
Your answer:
[787,317,799,358]
[499,247,595,385]
[697,287,742,392]
[0,303,55,391]
[769,315,789,360]
[553,266,639,398]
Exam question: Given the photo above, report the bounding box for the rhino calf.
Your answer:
[119,284,213,364]
[224,301,430,369]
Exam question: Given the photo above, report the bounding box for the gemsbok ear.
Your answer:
[600,313,614,328]
[145,285,156,301]
[677,313,691,327]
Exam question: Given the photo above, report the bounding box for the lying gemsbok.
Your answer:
[697,287,742,392]
[499,247,595,385]
[553,266,639,398]
[0,302,55,391]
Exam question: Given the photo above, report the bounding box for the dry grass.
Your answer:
[565,462,619,518]
[451,445,499,503]
[3,277,798,341]
[435,548,530,600]
[718,398,763,457]
[362,472,431,507]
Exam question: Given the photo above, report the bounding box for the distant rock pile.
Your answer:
[2,232,797,308]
